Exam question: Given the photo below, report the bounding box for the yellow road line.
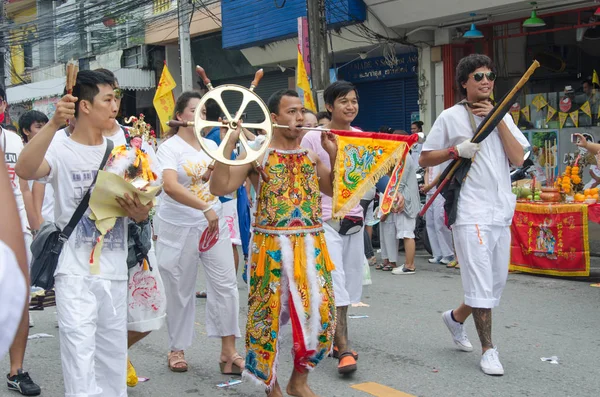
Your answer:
[351,382,416,397]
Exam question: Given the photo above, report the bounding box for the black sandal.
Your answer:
[382,264,397,271]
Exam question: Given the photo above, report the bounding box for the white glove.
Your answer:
[456,139,480,159]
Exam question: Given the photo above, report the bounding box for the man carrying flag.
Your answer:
[153,61,177,135]
[301,81,364,375]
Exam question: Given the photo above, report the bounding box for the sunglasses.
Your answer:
[113,88,123,99]
[472,72,496,82]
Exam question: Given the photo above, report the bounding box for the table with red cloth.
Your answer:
[510,203,600,277]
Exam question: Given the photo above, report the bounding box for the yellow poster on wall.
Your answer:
[569,110,579,127]
[521,106,530,122]
[558,112,568,129]
[546,105,557,123]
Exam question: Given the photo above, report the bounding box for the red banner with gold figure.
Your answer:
[510,203,590,276]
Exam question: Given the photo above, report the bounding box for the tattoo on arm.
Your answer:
[472,308,493,349]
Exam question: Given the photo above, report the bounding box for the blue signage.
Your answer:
[338,52,418,83]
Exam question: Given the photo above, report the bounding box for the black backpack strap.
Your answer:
[60,140,114,241]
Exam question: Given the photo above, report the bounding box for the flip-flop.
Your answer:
[196,291,207,298]
[382,264,397,271]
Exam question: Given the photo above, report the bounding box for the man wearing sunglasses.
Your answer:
[420,54,529,376]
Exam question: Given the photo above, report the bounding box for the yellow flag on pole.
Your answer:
[593,70,599,87]
[153,61,177,135]
[297,46,316,112]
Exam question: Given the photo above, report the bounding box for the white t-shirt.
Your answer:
[422,104,529,226]
[157,135,221,227]
[0,240,26,361]
[41,137,128,280]
[35,129,70,223]
[1,128,28,233]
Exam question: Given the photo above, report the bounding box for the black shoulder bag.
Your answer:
[30,140,114,289]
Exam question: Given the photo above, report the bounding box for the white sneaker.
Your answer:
[442,310,473,352]
[440,255,455,265]
[480,347,504,376]
[428,256,442,264]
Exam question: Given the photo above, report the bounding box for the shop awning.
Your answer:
[7,69,156,104]
[7,77,65,104]
[114,69,156,91]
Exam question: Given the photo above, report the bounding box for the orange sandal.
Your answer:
[168,351,188,372]
[219,353,245,375]
[337,351,357,374]
[330,346,358,360]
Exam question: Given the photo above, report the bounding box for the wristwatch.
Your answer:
[448,146,459,160]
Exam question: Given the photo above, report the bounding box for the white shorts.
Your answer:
[453,224,510,309]
[365,201,377,226]
[323,222,365,307]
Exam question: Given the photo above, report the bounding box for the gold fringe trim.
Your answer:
[319,234,335,272]
[332,142,408,219]
[516,202,589,215]
[294,237,307,286]
[256,237,266,277]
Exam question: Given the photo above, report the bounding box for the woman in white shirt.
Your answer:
[155,92,242,374]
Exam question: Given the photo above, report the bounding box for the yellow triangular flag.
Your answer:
[511,110,520,125]
[153,62,177,134]
[546,105,557,123]
[581,101,591,118]
[332,131,418,218]
[296,47,316,112]
[532,95,547,111]
[570,110,579,127]
[521,106,530,122]
[558,112,568,129]
[593,70,599,87]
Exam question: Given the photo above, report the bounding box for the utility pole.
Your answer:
[306,0,329,93]
[178,0,193,92]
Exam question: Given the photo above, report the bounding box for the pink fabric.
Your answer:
[301,129,364,222]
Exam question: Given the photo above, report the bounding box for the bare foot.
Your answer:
[267,381,283,397]
[286,383,319,397]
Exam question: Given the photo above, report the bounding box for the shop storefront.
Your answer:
[337,51,420,132]
[442,5,600,185]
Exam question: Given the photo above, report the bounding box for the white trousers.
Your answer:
[323,222,364,307]
[155,218,241,352]
[55,276,127,397]
[453,224,510,309]
[24,232,32,270]
[425,195,453,258]
[0,241,26,361]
